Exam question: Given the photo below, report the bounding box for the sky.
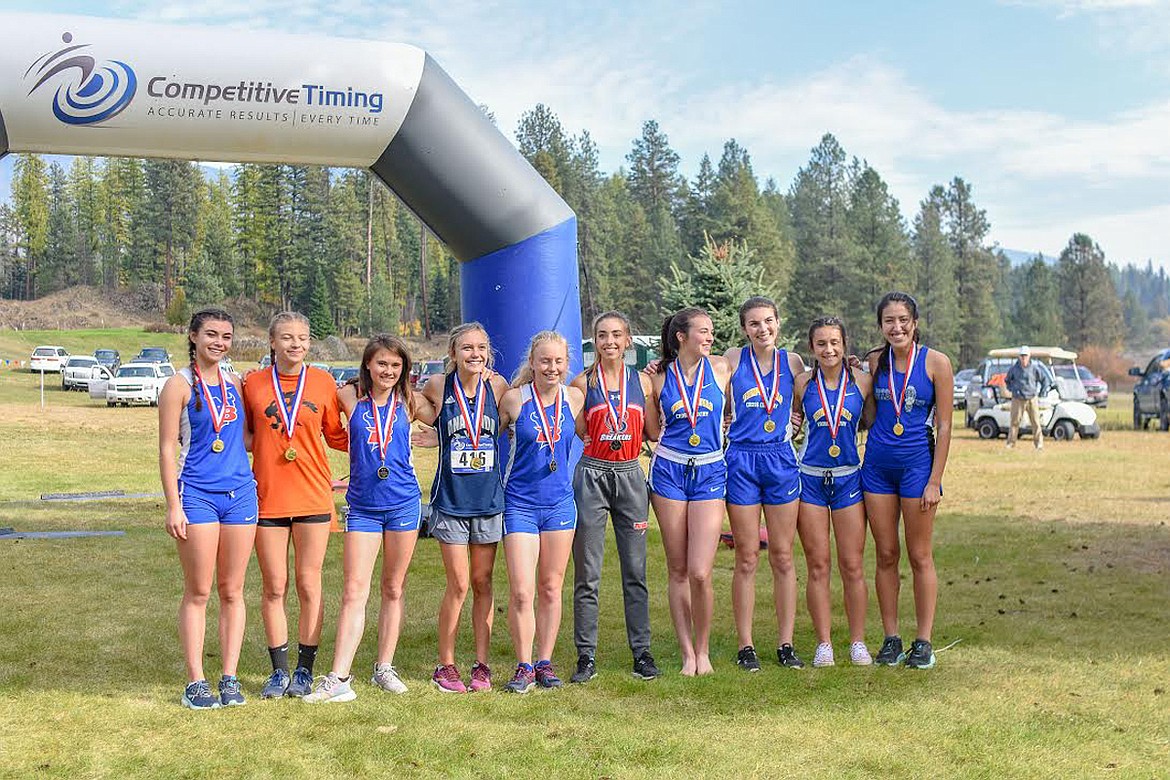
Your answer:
[3,0,1170,268]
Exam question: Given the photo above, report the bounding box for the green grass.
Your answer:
[1,362,1167,778]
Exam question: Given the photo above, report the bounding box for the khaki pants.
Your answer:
[1008,396,1042,447]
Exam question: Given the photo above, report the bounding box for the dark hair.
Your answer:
[589,310,633,387]
[807,316,849,378]
[358,334,415,417]
[873,291,920,377]
[739,296,779,328]
[188,308,234,412]
[657,307,708,373]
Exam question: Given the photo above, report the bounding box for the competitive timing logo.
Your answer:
[25,32,137,126]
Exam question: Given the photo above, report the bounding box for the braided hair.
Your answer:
[188,307,235,411]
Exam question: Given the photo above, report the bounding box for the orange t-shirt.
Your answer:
[243,366,348,519]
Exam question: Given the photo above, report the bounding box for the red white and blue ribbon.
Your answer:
[598,363,628,432]
[193,363,228,436]
[271,365,306,442]
[748,347,781,415]
[888,343,919,421]
[453,372,485,449]
[531,383,563,456]
[670,359,705,430]
[370,392,398,463]
[815,366,848,444]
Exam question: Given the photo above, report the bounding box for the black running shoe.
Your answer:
[632,651,659,680]
[904,639,936,669]
[570,654,597,684]
[777,643,805,669]
[736,645,761,672]
[874,635,906,666]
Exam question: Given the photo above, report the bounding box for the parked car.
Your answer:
[1129,348,1170,430]
[91,362,176,406]
[411,359,446,390]
[30,345,69,373]
[93,349,121,372]
[61,356,100,390]
[1053,364,1108,407]
[310,362,332,372]
[133,347,171,364]
[953,368,976,410]
[330,366,359,387]
[969,347,1099,441]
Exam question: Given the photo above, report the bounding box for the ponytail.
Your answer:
[658,307,707,373]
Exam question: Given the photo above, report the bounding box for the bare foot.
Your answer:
[696,655,714,675]
[680,657,697,676]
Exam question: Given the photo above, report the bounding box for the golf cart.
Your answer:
[968,347,1100,441]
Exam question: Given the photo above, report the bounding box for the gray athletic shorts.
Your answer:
[427,509,504,545]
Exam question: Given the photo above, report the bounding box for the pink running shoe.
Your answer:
[469,662,492,692]
[431,664,467,693]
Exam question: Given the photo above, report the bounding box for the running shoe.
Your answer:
[218,675,246,707]
[260,668,290,699]
[469,662,492,692]
[181,679,220,710]
[874,635,906,666]
[632,651,660,680]
[736,645,761,673]
[372,663,408,694]
[504,664,536,694]
[904,639,936,669]
[432,664,467,693]
[777,644,805,669]
[286,666,313,698]
[304,672,357,704]
[534,661,562,688]
[570,654,597,684]
[850,641,873,666]
[812,642,836,668]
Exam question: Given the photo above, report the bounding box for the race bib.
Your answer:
[450,437,494,473]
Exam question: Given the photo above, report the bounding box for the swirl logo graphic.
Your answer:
[25,32,137,126]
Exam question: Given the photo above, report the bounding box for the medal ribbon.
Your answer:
[531,384,563,460]
[598,364,628,432]
[671,359,706,431]
[271,365,307,442]
[453,372,485,449]
[748,347,782,415]
[193,364,228,436]
[370,392,397,464]
[887,343,919,421]
[815,367,848,444]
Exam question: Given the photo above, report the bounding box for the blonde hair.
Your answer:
[267,311,311,365]
[511,330,571,387]
[446,322,494,374]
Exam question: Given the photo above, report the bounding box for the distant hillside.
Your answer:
[999,247,1057,267]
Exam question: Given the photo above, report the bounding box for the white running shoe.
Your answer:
[850,641,873,666]
[812,642,835,668]
[303,672,357,704]
[372,663,408,694]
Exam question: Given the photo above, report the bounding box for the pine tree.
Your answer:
[11,154,49,299]
[844,163,911,344]
[1012,256,1063,346]
[911,192,961,359]
[940,178,1000,366]
[1058,233,1123,349]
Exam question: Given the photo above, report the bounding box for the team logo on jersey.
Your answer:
[263,394,318,435]
[26,32,138,126]
[904,384,918,409]
[528,410,563,448]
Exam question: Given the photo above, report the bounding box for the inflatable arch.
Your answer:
[0,13,582,376]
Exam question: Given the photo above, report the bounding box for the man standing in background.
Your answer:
[1006,345,1047,449]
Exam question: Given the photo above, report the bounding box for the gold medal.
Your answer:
[211,438,225,453]
[688,433,701,447]
[284,447,298,461]
[470,454,485,470]
[763,419,776,433]
[893,422,904,436]
[828,443,841,458]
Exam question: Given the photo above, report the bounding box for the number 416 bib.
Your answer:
[450,436,494,473]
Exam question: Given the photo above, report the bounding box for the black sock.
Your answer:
[269,643,289,673]
[297,644,319,674]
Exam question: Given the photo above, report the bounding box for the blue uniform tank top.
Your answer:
[798,368,864,469]
[869,346,936,460]
[430,372,505,517]
[727,347,797,456]
[178,368,253,491]
[346,394,420,511]
[504,384,575,508]
[658,357,724,455]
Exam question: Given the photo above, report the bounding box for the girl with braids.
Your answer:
[722,297,807,673]
[792,317,873,667]
[158,308,256,709]
[417,323,512,693]
[305,336,435,703]
[496,331,586,693]
[567,311,658,683]
[861,292,954,669]
[243,311,348,699]
[644,308,733,676]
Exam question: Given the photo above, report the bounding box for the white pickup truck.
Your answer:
[89,362,176,407]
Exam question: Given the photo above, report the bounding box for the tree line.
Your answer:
[1,109,1164,364]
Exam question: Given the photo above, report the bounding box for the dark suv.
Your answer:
[1130,349,1170,430]
[133,347,171,364]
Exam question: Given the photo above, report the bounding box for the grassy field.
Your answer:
[0,362,1167,779]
